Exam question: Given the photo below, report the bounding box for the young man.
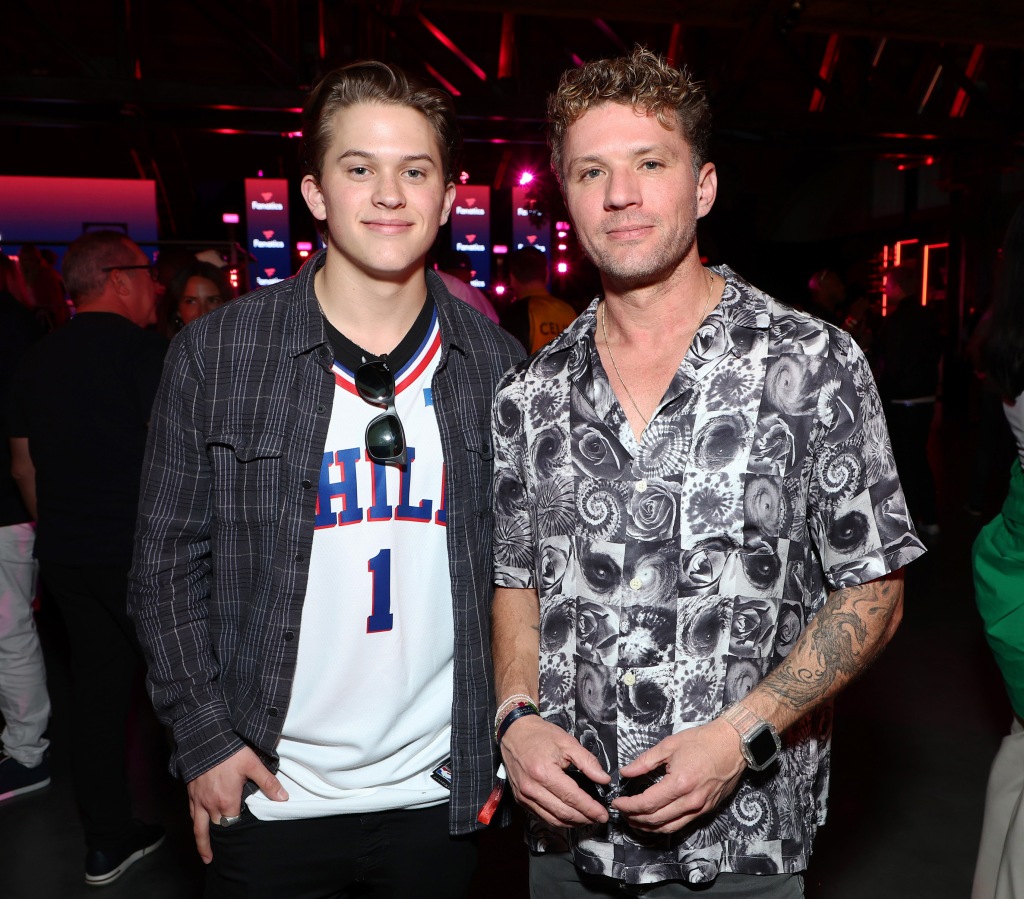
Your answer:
[490,47,926,897]
[129,61,523,897]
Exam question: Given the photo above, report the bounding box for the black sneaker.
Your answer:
[0,752,51,802]
[85,821,165,887]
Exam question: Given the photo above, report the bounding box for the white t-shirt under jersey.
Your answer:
[247,312,454,820]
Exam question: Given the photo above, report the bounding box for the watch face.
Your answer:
[747,724,780,768]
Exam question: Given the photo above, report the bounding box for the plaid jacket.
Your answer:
[128,251,524,833]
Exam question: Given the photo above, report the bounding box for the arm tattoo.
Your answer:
[760,574,901,711]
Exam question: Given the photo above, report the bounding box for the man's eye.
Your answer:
[582,169,602,180]
[405,169,425,179]
[350,166,370,176]
[642,160,662,171]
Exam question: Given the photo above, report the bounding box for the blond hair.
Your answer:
[547,46,711,183]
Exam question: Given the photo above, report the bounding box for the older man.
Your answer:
[9,230,167,886]
[490,47,926,897]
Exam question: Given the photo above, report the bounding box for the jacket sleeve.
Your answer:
[128,331,246,782]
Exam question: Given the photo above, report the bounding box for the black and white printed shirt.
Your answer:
[491,265,925,884]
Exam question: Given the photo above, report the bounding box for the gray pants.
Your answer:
[972,715,1024,899]
[0,523,49,766]
[530,850,804,898]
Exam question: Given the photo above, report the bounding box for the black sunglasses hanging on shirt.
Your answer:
[354,359,407,466]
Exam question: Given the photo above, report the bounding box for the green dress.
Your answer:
[973,460,1024,719]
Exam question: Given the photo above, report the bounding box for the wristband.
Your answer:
[494,693,536,731]
[496,705,540,744]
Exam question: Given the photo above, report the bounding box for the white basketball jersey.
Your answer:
[247,312,454,820]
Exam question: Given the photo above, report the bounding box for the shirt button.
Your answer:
[635,480,648,493]
[301,479,312,489]
[294,552,304,563]
[317,403,327,414]
[267,707,279,717]
[622,672,636,686]
[283,631,294,641]
[629,577,643,590]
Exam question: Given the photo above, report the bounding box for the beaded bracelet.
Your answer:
[496,704,540,745]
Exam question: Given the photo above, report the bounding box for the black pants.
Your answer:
[40,562,142,849]
[886,401,937,524]
[206,803,478,898]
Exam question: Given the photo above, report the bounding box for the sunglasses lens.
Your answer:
[366,414,405,461]
[355,363,395,404]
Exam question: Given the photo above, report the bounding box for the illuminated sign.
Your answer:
[450,185,491,287]
[245,179,291,285]
[512,185,550,257]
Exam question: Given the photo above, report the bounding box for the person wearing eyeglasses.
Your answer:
[7,230,168,886]
[128,61,524,897]
[489,48,926,897]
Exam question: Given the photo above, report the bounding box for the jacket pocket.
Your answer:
[207,430,285,524]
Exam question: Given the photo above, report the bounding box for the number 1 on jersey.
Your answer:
[366,548,394,633]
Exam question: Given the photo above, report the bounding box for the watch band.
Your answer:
[718,703,781,771]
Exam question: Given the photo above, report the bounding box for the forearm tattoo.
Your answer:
[761,574,902,710]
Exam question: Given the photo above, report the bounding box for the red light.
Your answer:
[222,213,240,224]
[493,245,508,255]
[557,231,567,239]
[459,171,470,184]
[519,172,534,187]
[558,244,567,251]
[556,262,568,274]
[494,285,506,295]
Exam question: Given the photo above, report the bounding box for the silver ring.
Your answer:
[217,813,243,827]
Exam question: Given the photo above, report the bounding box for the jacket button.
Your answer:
[317,404,327,413]
[301,479,312,489]
[283,631,294,641]
[294,552,304,563]
[268,707,279,717]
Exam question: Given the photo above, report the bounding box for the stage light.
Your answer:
[558,244,567,251]
[518,172,534,186]
[494,284,506,295]
[257,170,264,177]
[556,221,570,231]
[557,231,567,239]
[459,171,470,184]
[493,245,508,255]
[222,213,240,224]
[557,262,568,274]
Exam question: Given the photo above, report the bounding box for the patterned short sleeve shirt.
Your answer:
[491,266,925,885]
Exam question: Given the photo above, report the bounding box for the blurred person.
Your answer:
[972,201,1024,899]
[435,248,500,323]
[0,252,33,309]
[128,61,523,897]
[159,260,230,336]
[8,231,168,885]
[500,246,577,353]
[19,243,70,331]
[803,267,845,326]
[490,46,925,897]
[877,263,943,538]
[152,245,200,306]
[0,255,49,804]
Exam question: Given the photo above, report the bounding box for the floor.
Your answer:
[0,401,1013,898]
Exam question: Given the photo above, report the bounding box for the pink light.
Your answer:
[557,231,567,239]
[284,131,303,139]
[459,171,470,184]
[417,12,487,81]
[518,172,534,187]
[494,284,506,295]
[424,62,461,97]
[257,170,264,177]
[296,241,313,251]
[556,221,570,231]
[557,262,568,274]
[558,244,567,251]
[222,213,240,224]
[493,245,508,255]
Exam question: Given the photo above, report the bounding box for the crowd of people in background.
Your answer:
[0,47,1021,899]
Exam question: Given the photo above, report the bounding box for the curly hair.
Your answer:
[301,60,460,187]
[547,46,711,184]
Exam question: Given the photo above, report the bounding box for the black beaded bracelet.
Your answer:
[496,704,540,744]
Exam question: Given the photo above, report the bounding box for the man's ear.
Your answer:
[301,174,327,222]
[696,162,717,220]
[440,182,457,226]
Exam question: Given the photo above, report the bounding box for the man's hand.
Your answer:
[499,714,611,828]
[612,718,745,834]
[186,746,288,863]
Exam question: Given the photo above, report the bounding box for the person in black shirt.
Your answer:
[9,231,168,886]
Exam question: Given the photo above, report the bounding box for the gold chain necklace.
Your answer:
[600,270,715,428]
